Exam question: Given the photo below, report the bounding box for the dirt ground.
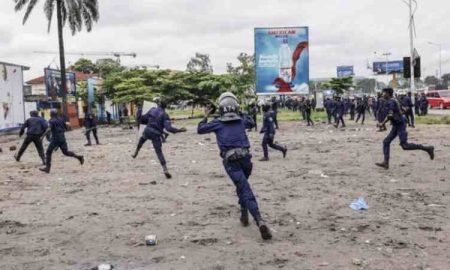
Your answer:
[1,117,449,270]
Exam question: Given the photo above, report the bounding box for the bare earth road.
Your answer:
[1,118,449,270]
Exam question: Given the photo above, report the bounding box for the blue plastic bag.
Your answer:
[349,197,369,210]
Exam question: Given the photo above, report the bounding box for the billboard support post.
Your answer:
[408,0,415,93]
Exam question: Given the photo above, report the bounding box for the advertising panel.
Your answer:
[373,61,404,75]
[0,63,25,131]
[44,68,76,100]
[255,27,309,95]
[337,66,354,78]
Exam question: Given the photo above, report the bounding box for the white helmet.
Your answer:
[218,92,240,122]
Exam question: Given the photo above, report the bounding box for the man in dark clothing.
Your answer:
[304,99,314,126]
[106,111,112,125]
[247,101,259,132]
[355,97,366,125]
[349,98,356,120]
[197,92,272,240]
[311,97,316,112]
[334,97,345,128]
[136,105,143,130]
[271,96,279,129]
[298,97,306,120]
[15,111,48,165]
[259,104,287,161]
[39,110,84,173]
[375,88,434,170]
[413,93,420,116]
[419,93,428,116]
[324,98,334,124]
[402,92,415,128]
[84,113,100,146]
[131,100,186,179]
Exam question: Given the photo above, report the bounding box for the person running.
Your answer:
[259,103,287,161]
[197,92,272,240]
[375,88,434,170]
[14,110,47,165]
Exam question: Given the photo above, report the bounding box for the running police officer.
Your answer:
[14,110,47,165]
[375,88,434,169]
[39,109,84,173]
[84,113,100,146]
[131,99,186,179]
[259,103,287,161]
[197,92,272,240]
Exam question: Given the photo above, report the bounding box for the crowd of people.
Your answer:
[12,88,435,241]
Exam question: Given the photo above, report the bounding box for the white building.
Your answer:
[0,61,29,132]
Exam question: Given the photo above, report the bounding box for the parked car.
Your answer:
[426,90,450,109]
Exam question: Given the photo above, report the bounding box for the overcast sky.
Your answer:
[1,0,449,81]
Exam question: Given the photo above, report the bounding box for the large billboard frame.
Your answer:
[44,68,76,101]
[372,61,404,75]
[337,66,354,78]
[254,26,309,95]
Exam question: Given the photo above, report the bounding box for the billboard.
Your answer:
[44,68,76,100]
[255,27,309,95]
[337,66,354,77]
[373,61,404,75]
[0,62,26,131]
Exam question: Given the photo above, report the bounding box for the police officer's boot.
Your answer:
[39,165,50,173]
[375,161,389,170]
[76,155,85,165]
[240,208,249,227]
[162,165,172,179]
[282,147,288,158]
[132,146,142,159]
[14,153,20,162]
[256,219,272,240]
[259,157,269,162]
[426,146,435,160]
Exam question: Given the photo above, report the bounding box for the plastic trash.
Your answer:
[93,264,113,270]
[145,235,157,246]
[349,197,369,210]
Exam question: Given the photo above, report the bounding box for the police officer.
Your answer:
[402,92,415,128]
[39,110,84,173]
[334,96,346,128]
[324,97,333,124]
[355,97,366,125]
[14,111,47,165]
[197,92,272,240]
[271,96,279,129]
[259,103,287,161]
[304,99,314,126]
[375,88,434,170]
[84,113,100,146]
[247,100,259,132]
[131,99,186,179]
[349,97,356,120]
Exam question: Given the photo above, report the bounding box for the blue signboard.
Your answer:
[44,68,76,100]
[337,66,354,77]
[373,61,404,75]
[255,27,309,94]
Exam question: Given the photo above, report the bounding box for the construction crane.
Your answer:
[33,51,137,64]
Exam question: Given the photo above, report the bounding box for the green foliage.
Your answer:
[96,58,125,78]
[72,58,97,73]
[186,53,213,73]
[328,77,354,94]
[424,76,439,86]
[226,53,255,100]
[355,78,376,93]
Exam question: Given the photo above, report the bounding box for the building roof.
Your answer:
[26,71,99,85]
[0,61,30,70]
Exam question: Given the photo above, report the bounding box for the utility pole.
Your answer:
[409,0,415,93]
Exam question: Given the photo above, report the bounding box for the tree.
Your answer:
[424,76,439,86]
[72,58,97,73]
[187,53,213,73]
[15,0,99,119]
[328,77,354,94]
[355,78,376,93]
[96,58,124,78]
[226,53,255,100]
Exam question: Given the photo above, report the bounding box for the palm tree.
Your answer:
[14,0,99,119]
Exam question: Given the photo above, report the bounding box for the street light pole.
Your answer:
[428,42,442,79]
[409,0,415,93]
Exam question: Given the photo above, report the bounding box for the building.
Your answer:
[0,61,29,132]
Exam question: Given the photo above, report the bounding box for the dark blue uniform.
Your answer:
[135,107,183,168]
[85,115,99,145]
[349,99,356,120]
[334,99,345,128]
[197,114,263,223]
[355,99,366,124]
[324,99,334,124]
[45,116,83,171]
[382,99,431,163]
[402,95,414,127]
[260,111,286,158]
[16,116,48,164]
[271,99,279,129]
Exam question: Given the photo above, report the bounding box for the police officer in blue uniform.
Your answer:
[84,113,100,146]
[355,97,366,125]
[324,97,333,124]
[259,103,287,161]
[402,92,415,128]
[197,92,272,240]
[334,96,346,128]
[39,110,84,173]
[15,111,48,165]
[132,100,186,179]
[375,88,434,169]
